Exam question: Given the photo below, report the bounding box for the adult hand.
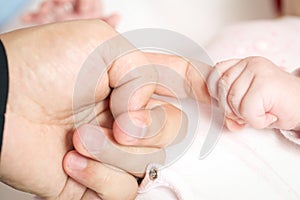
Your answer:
[0,19,211,200]
[22,0,119,27]
[62,52,212,199]
[207,56,300,131]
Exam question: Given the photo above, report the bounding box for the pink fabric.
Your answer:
[137,164,193,200]
[207,16,300,72]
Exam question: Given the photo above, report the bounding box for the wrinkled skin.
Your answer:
[0,19,139,200]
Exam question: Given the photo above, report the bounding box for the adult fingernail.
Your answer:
[77,125,107,155]
[66,153,87,170]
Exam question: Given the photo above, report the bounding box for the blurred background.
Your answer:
[0,0,276,199]
[1,0,277,45]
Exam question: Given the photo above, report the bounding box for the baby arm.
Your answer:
[208,56,300,132]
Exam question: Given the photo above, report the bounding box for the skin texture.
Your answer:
[0,19,145,200]
[70,53,212,176]
[0,20,211,199]
[4,1,299,199]
[207,56,300,131]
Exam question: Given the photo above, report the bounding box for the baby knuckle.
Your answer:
[220,72,231,83]
[228,92,239,108]
[247,56,267,63]
[238,104,250,119]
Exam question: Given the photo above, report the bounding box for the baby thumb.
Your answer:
[250,113,278,129]
[264,113,278,128]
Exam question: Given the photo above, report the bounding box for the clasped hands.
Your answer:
[0,19,211,200]
[2,17,300,200]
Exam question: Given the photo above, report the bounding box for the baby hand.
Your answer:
[208,56,300,131]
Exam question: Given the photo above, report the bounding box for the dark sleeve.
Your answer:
[0,40,9,153]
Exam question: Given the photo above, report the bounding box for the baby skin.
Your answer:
[70,55,300,180]
[208,56,300,132]
[23,0,300,135]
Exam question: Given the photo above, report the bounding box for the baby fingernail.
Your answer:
[237,119,246,124]
[66,152,87,170]
[77,125,106,155]
[269,115,278,123]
